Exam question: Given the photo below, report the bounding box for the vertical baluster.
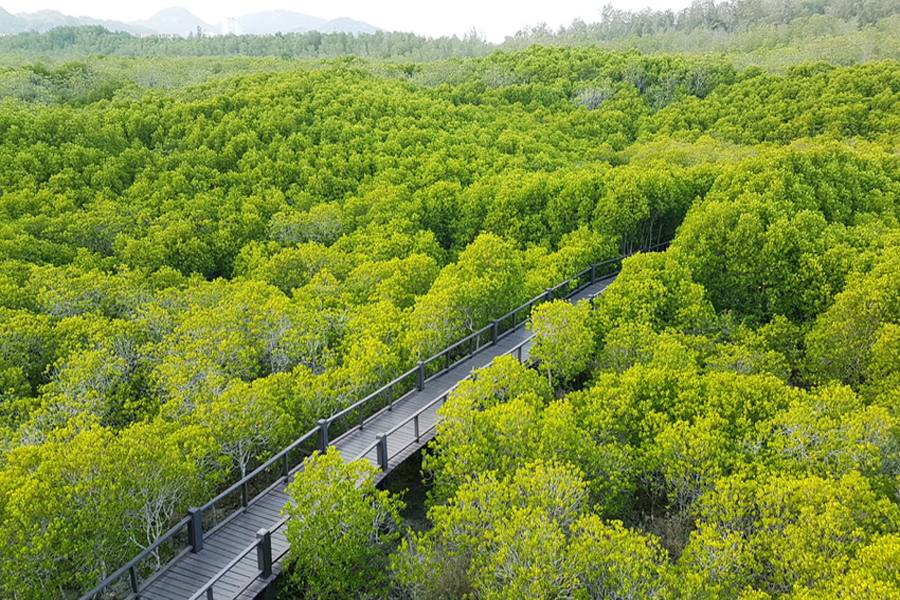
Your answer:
[317,419,329,453]
[257,529,273,579]
[188,507,204,553]
[376,434,388,472]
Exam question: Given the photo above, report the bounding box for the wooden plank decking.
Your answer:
[137,274,617,600]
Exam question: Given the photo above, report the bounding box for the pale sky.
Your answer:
[1,1,691,42]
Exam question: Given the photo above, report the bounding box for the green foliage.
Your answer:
[407,233,526,357]
[423,355,552,505]
[394,460,587,600]
[806,247,900,386]
[284,448,404,599]
[594,251,715,339]
[769,384,900,480]
[569,516,670,600]
[672,144,900,324]
[0,36,899,599]
[529,299,596,388]
[680,471,900,598]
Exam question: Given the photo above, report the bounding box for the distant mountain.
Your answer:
[0,6,381,37]
[237,10,380,36]
[239,10,326,35]
[315,17,380,35]
[0,7,26,33]
[0,7,148,34]
[131,7,218,37]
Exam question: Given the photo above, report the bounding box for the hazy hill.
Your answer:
[132,7,218,36]
[239,10,326,35]
[0,7,147,34]
[221,11,379,35]
[0,6,380,37]
[316,17,380,35]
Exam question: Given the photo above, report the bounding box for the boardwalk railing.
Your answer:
[355,335,535,470]
[79,243,667,600]
[187,515,289,600]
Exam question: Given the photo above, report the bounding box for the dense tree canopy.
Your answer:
[0,29,899,600]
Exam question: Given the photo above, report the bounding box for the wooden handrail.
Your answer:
[354,335,533,468]
[188,515,290,600]
[76,516,192,600]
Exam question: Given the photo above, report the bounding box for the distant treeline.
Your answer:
[1,0,900,66]
[0,25,493,64]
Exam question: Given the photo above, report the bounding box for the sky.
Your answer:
[1,0,692,42]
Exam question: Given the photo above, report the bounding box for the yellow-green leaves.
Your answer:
[770,384,900,479]
[530,299,596,389]
[408,233,527,358]
[594,251,715,339]
[424,355,552,504]
[682,471,900,598]
[806,248,900,387]
[569,516,670,600]
[395,460,587,600]
[284,448,404,599]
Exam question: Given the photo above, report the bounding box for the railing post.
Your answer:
[282,451,290,479]
[416,361,424,391]
[359,405,365,429]
[491,320,498,345]
[317,419,329,453]
[129,565,138,594]
[517,344,523,364]
[414,414,420,442]
[241,481,249,507]
[388,383,394,411]
[376,434,389,472]
[590,264,596,284]
[257,528,273,579]
[545,287,552,303]
[188,507,203,553]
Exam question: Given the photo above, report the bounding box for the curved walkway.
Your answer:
[132,274,618,600]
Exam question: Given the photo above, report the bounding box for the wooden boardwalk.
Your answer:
[136,274,617,600]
